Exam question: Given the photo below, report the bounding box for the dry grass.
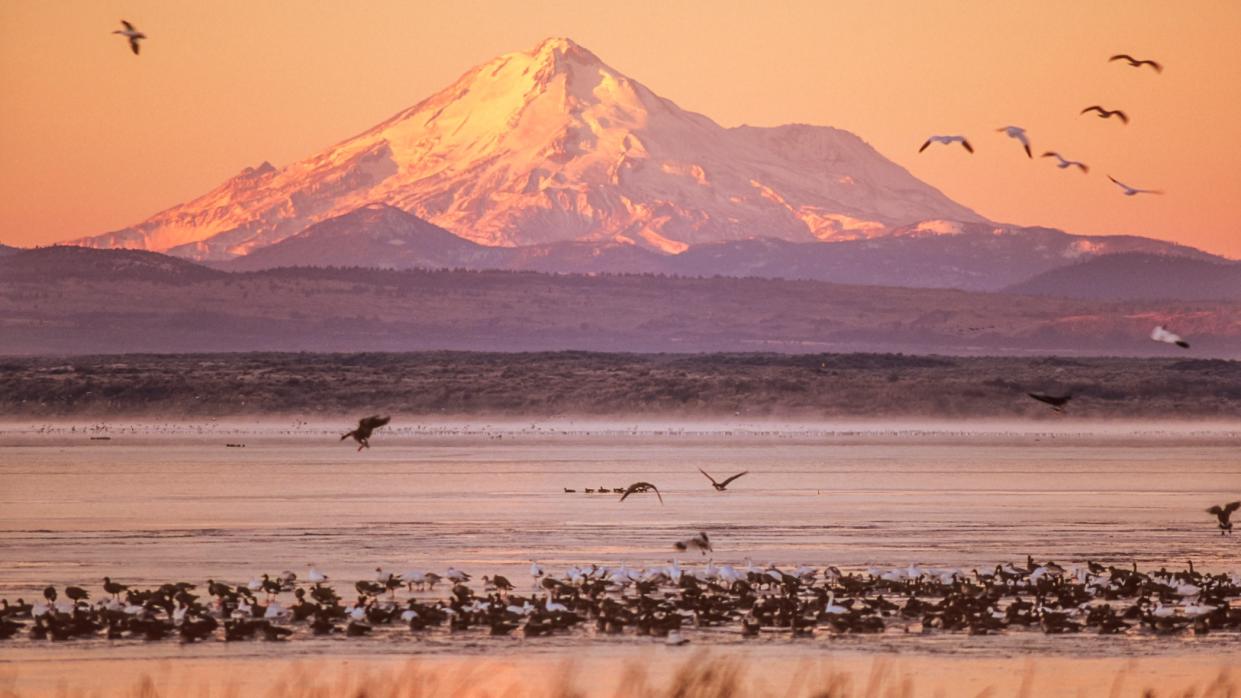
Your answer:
[9,655,1236,698]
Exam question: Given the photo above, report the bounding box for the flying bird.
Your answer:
[996,126,1032,158]
[341,415,390,451]
[1027,392,1072,413]
[1080,106,1129,124]
[674,532,712,555]
[1109,54,1162,73]
[1041,152,1089,173]
[112,20,145,55]
[1207,501,1240,535]
[1151,325,1190,349]
[698,468,748,491]
[1107,175,1162,196]
[918,135,973,154]
[619,481,663,504]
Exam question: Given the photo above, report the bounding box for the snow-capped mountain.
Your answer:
[73,37,983,260]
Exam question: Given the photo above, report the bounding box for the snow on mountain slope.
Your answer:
[72,37,983,260]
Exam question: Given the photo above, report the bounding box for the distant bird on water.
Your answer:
[918,135,973,154]
[341,415,390,451]
[1207,501,1239,535]
[1041,152,1089,173]
[1080,106,1129,124]
[996,126,1032,158]
[1109,54,1162,73]
[1107,175,1162,197]
[698,468,748,491]
[112,20,145,55]
[619,481,663,504]
[1027,392,1072,413]
[1151,325,1190,349]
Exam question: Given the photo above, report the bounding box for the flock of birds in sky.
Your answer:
[919,53,1164,197]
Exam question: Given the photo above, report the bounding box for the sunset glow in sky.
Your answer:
[1,0,1239,256]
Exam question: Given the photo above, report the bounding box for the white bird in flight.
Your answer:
[1041,151,1089,173]
[1151,325,1189,349]
[112,20,145,55]
[996,126,1032,158]
[918,134,973,154]
[1108,175,1162,196]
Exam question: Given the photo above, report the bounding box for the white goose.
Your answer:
[918,134,973,154]
[1041,151,1089,173]
[112,20,145,55]
[1151,325,1189,349]
[997,126,1033,158]
[1108,175,1162,196]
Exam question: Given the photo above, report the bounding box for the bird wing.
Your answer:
[1140,60,1163,72]
[359,415,389,430]
[698,468,719,486]
[130,37,140,55]
[1108,54,1135,63]
[121,20,135,31]
[1225,501,1241,515]
[1107,175,1126,189]
[918,139,932,153]
[1114,110,1129,124]
[960,139,973,153]
[1207,505,1224,515]
[620,482,662,504]
[1041,151,1058,159]
[1081,106,1103,116]
[1023,143,1032,158]
[720,471,749,487]
[1074,162,1089,173]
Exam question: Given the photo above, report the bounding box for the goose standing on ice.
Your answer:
[996,126,1032,158]
[112,20,145,55]
[918,135,973,154]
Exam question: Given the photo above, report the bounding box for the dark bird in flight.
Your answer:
[1080,106,1129,124]
[699,468,748,491]
[619,481,663,504]
[1107,175,1162,196]
[1041,152,1089,173]
[674,532,712,555]
[1207,501,1239,535]
[341,415,390,451]
[1151,325,1190,349]
[1027,392,1072,413]
[918,135,973,154]
[997,126,1032,158]
[112,20,145,55]
[1109,54,1162,73]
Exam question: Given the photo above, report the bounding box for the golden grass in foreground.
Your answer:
[19,654,1237,698]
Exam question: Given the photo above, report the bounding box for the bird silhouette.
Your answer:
[1080,106,1129,124]
[1108,54,1162,73]
[996,126,1032,158]
[1107,175,1162,196]
[1041,152,1089,173]
[619,482,663,504]
[1207,502,1240,535]
[698,468,748,491]
[1027,393,1072,413]
[1151,325,1190,349]
[341,415,390,451]
[918,135,973,154]
[112,20,145,55]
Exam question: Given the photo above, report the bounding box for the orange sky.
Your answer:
[1,0,1239,256]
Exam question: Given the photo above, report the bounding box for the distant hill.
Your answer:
[1005,253,1241,301]
[2,247,1239,356]
[0,243,18,258]
[0,246,224,283]
[222,204,499,271]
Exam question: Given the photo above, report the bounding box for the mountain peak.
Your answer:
[71,38,984,259]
